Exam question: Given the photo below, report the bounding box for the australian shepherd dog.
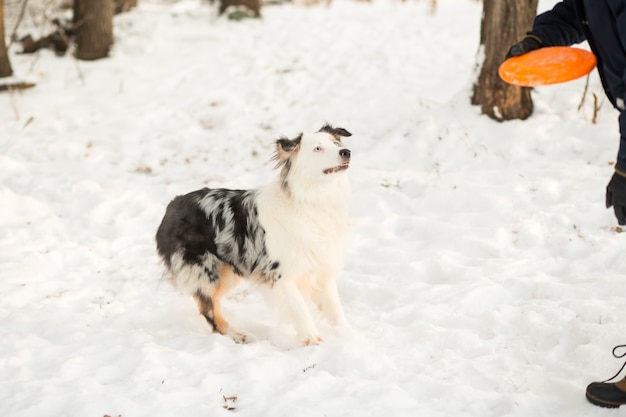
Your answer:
[156,124,352,345]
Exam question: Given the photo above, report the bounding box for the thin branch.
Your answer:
[592,93,599,124]
[577,73,590,112]
[8,0,29,49]
[0,81,36,92]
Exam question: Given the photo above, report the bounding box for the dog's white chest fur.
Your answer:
[257,178,351,280]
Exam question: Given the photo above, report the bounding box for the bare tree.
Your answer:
[0,0,13,77]
[115,0,138,14]
[73,0,113,61]
[471,0,538,121]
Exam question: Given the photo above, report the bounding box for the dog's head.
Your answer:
[273,124,352,191]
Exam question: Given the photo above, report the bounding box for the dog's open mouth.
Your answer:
[323,162,350,175]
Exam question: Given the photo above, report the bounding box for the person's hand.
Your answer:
[606,171,626,225]
[505,36,544,60]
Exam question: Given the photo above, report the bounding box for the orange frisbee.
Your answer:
[499,46,597,87]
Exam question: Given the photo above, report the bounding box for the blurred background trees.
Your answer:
[2,0,138,66]
[1,0,545,124]
[0,0,13,77]
[73,0,114,60]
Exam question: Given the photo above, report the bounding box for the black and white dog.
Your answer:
[156,124,352,345]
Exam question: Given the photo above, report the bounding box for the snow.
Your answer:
[2,0,625,416]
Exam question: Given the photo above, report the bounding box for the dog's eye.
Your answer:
[313,146,322,152]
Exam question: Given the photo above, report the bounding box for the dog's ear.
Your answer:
[273,134,302,168]
[319,124,352,138]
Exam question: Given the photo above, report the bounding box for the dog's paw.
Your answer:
[234,333,248,344]
[303,335,323,346]
[229,330,248,344]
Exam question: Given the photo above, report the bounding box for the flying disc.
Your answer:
[499,46,596,87]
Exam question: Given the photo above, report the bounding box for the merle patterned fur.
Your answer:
[156,188,280,284]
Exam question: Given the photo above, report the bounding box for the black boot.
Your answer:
[586,345,626,408]
[586,378,626,408]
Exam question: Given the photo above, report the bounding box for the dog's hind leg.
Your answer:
[194,264,245,343]
[194,290,219,330]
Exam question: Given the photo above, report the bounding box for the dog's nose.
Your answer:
[340,148,351,159]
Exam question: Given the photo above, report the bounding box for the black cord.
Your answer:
[602,345,626,383]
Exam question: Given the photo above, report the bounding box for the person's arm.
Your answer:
[506,0,585,59]
[529,0,586,46]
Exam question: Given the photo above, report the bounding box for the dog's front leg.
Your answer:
[274,279,322,345]
[313,279,347,327]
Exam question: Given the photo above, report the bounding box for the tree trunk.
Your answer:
[0,0,13,78]
[115,0,138,14]
[471,0,538,121]
[74,0,114,61]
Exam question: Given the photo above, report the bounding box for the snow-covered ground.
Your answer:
[2,0,626,415]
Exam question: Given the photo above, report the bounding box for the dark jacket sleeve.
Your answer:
[528,0,586,46]
[608,0,626,55]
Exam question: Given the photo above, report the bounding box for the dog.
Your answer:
[155,124,352,345]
